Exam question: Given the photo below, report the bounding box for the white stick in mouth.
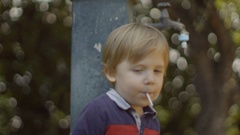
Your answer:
[146,93,153,106]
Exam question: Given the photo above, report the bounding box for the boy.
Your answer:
[72,23,169,135]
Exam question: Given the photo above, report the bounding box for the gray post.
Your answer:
[71,0,134,131]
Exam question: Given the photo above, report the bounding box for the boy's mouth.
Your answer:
[141,87,154,94]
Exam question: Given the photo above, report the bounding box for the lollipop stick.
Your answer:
[146,93,153,106]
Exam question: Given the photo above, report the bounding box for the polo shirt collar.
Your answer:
[106,88,131,110]
[106,88,157,116]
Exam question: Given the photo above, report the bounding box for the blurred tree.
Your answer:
[150,0,240,135]
[0,0,71,134]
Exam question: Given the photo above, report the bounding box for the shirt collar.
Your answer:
[106,88,131,110]
[106,88,157,116]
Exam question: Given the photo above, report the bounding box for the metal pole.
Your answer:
[71,0,133,131]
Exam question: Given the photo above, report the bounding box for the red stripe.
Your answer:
[106,125,159,135]
[106,125,138,135]
[144,128,159,135]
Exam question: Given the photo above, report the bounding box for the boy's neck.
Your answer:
[132,106,143,116]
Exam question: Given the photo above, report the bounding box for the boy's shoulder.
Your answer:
[83,93,114,112]
[82,91,126,116]
[90,93,111,104]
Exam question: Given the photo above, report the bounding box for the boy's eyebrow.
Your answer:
[155,66,164,70]
[156,64,164,67]
[131,63,164,68]
[155,65,164,68]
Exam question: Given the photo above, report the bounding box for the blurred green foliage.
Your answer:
[0,0,71,134]
[146,0,240,134]
[215,0,240,46]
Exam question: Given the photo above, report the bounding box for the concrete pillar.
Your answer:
[71,0,134,130]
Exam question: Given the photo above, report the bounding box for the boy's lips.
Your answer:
[142,87,154,93]
[140,91,154,98]
[141,90,154,94]
[143,92,153,95]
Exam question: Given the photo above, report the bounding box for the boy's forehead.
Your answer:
[128,49,165,59]
[127,51,165,64]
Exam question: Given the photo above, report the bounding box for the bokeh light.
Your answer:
[12,42,25,61]
[181,0,191,10]
[8,97,17,108]
[225,103,240,135]
[178,91,189,103]
[171,33,181,45]
[188,94,201,117]
[12,0,22,7]
[185,84,196,96]
[208,32,217,44]
[149,8,161,20]
[228,2,236,12]
[57,61,67,75]
[1,22,11,35]
[232,58,240,77]
[164,81,173,93]
[207,47,216,59]
[232,32,240,44]
[45,100,57,113]
[53,0,61,6]
[177,57,188,71]
[14,74,25,86]
[11,115,23,131]
[168,97,180,110]
[0,82,7,92]
[46,13,57,24]
[172,75,184,89]
[232,17,240,30]
[9,7,23,21]
[63,16,72,27]
[214,52,221,62]
[13,71,31,87]
[2,11,10,21]
[39,2,49,12]
[59,118,69,129]
[169,49,180,64]
[140,16,152,24]
[219,8,228,21]
[140,0,152,9]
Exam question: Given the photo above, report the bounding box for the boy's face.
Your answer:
[107,51,165,110]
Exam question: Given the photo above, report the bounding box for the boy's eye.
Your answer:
[133,69,143,72]
[154,69,162,73]
[133,69,142,72]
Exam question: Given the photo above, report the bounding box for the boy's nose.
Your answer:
[144,71,155,85]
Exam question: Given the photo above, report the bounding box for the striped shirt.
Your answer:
[71,89,160,135]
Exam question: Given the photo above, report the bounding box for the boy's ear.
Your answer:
[104,70,116,83]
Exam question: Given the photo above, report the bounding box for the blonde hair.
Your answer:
[102,23,169,76]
